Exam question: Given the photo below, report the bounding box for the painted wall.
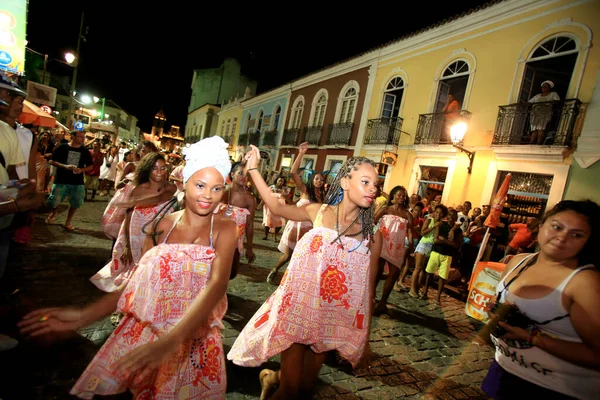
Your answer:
[564,161,600,203]
[216,104,243,158]
[188,59,258,113]
[185,104,220,143]
[359,0,600,208]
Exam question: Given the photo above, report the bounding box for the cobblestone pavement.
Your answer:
[0,197,494,399]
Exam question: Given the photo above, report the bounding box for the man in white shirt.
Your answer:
[0,72,46,351]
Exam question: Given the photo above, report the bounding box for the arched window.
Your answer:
[290,99,303,129]
[245,113,252,133]
[435,60,471,112]
[256,110,264,132]
[272,106,281,130]
[311,94,327,126]
[381,77,405,119]
[530,36,577,60]
[339,87,357,123]
[442,60,470,78]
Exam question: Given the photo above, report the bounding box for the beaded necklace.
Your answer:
[331,205,363,252]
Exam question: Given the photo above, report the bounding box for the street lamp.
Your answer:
[25,47,77,84]
[450,121,476,174]
[81,94,106,121]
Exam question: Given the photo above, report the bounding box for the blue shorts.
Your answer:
[47,184,85,209]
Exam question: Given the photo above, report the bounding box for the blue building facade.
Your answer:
[239,89,290,169]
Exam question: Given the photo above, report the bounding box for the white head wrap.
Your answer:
[541,80,554,89]
[182,136,231,183]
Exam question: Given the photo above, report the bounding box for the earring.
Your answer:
[335,187,344,205]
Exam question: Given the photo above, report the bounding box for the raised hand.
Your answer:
[18,307,83,337]
[298,142,308,154]
[244,145,261,172]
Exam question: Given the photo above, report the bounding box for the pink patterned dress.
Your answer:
[277,198,312,252]
[101,183,134,240]
[228,204,371,368]
[378,214,408,267]
[91,199,175,292]
[214,203,250,254]
[71,213,227,399]
[262,186,287,232]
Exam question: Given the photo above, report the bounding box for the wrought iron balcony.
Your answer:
[493,99,581,146]
[248,130,260,145]
[262,130,278,147]
[281,128,300,146]
[303,125,323,146]
[364,117,403,145]
[327,122,353,146]
[238,133,249,147]
[415,111,472,145]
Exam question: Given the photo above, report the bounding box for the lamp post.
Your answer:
[67,12,85,129]
[450,122,476,174]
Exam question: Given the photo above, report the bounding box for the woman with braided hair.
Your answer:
[91,152,177,292]
[228,145,382,400]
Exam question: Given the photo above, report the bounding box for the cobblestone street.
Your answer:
[0,197,494,399]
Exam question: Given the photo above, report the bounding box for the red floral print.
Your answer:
[310,235,324,253]
[320,264,348,303]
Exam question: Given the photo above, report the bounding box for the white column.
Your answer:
[354,61,378,156]
[574,69,600,168]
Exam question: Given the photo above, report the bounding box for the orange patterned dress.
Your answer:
[71,214,227,399]
[91,198,175,292]
[214,203,250,254]
[378,214,408,266]
[228,204,371,368]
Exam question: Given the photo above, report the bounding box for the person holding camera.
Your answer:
[481,200,600,399]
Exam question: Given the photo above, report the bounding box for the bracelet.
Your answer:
[9,198,19,212]
[527,326,540,346]
[247,168,258,172]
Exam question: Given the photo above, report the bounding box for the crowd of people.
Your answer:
[0,72,598,399]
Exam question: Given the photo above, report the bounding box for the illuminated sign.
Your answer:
[0,0,27,75]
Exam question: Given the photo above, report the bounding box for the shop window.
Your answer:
[418,166,447,202]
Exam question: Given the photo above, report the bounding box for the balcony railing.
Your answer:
[303,125,323,146]
[262,130,278,147]
[327,122,353,146]
[281,128,300,146]
[493,99,581,146]
[364,117,403,145]
[248,130,260,145]
[238,133,249,147]
[415,110,472,145]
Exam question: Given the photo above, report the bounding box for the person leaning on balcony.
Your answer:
[528,80,560,145]
[442,94,460,142]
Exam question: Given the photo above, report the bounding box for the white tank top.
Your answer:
[491,253,600,399]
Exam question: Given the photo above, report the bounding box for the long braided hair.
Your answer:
[324,157,377,243]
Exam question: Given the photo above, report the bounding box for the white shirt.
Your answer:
[14,124,34,180]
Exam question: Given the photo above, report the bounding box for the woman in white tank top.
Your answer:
[481,200,600,399]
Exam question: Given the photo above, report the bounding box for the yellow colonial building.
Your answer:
[356,0,600,217]
[216,94,249,160]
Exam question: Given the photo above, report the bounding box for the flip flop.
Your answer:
[64,223,76,232]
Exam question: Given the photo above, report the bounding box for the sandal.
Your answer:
[266,271,277,285]
[259,369,279,400]
[64,223,76,232]
[44,214,56,224]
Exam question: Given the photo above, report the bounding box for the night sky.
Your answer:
[26,1,491,132]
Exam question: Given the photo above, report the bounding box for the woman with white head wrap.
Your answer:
[528,80,560,144]
[21,136,238,399]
